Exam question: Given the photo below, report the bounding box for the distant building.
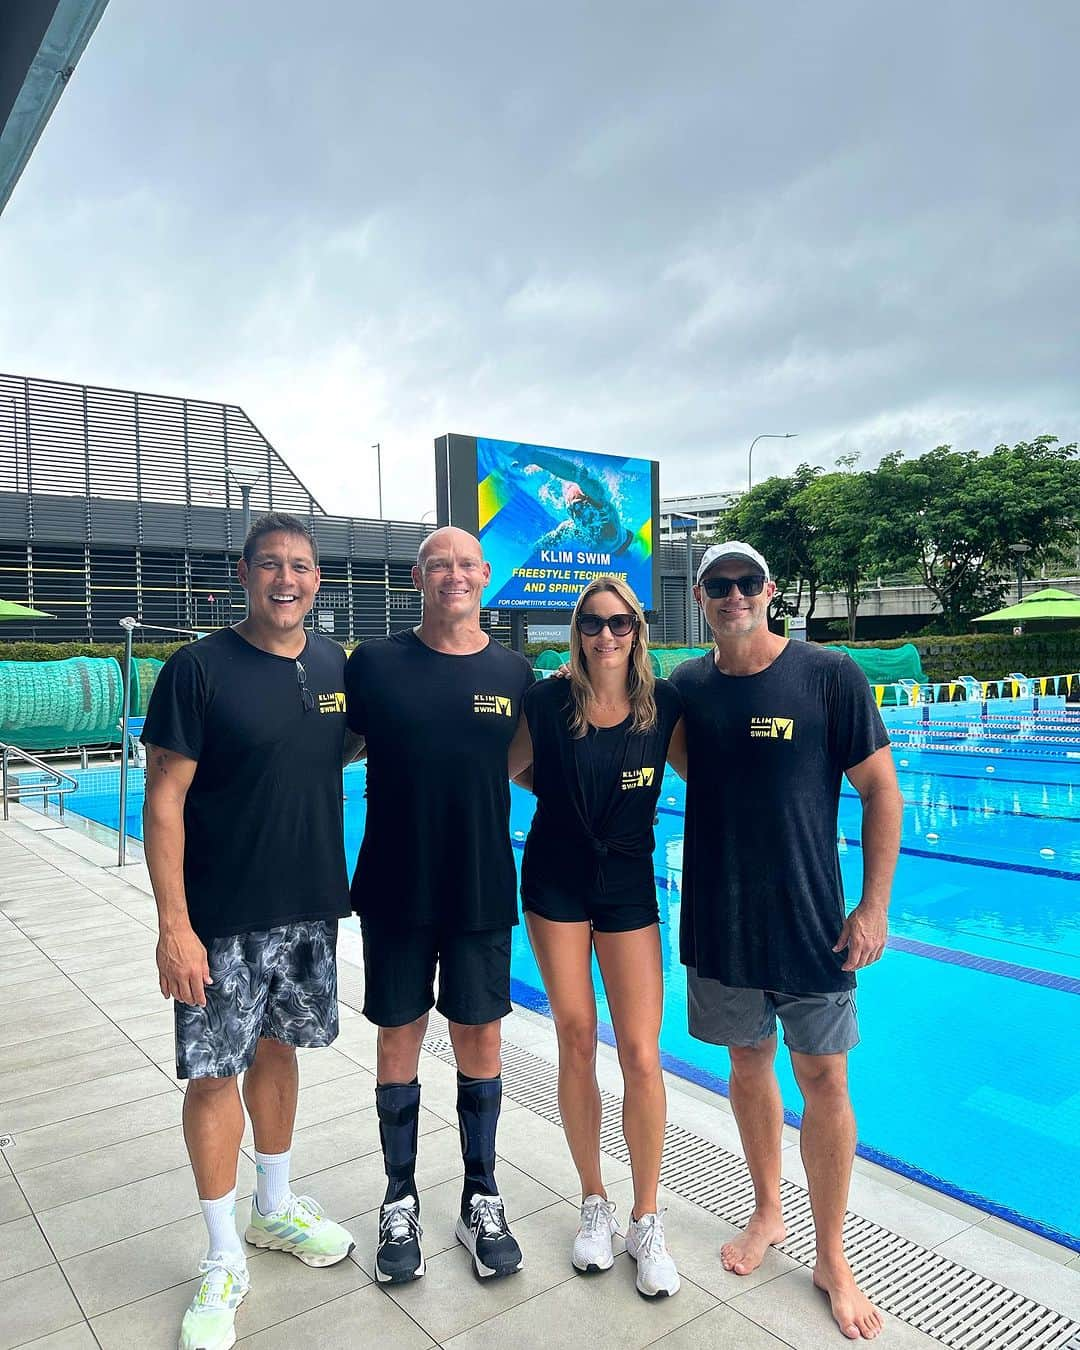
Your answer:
[659,491,739,541]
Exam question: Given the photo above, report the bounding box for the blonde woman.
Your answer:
[508,577,683,1296]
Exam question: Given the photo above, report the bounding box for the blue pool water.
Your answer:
[58,733,1080,1251]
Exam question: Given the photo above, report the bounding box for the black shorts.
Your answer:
[360,921,512,1028]
[175,920,338,1081]
[523,886,659,934]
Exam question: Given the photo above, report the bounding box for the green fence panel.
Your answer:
[0,657,126,750]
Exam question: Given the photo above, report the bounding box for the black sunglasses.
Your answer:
[701,574,766,599]
[295,659,315,712]
[576,612,639,637]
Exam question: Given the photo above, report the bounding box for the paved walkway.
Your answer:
[2,810,1079,1350]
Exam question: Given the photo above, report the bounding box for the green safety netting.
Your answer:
[834,644,927,706]
[534,647,709,677]
[649,647,709,677]
[535,649,571,670]
[0,657,125,750]
[130,657,164,716]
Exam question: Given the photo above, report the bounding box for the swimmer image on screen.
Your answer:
[513,447,635,556]
[475,436,656,610]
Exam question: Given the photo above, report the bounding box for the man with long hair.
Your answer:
[670,541,901,1342]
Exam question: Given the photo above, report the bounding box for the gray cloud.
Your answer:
[1,0,1077,516]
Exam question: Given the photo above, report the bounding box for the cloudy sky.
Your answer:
[1,1,1078,519]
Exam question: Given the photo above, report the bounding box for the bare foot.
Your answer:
[720,1209,787,1275]
[813,1256,883,1340]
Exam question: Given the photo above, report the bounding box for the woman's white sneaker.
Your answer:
[572,1195,619,1273]
[625,1209,680,1298]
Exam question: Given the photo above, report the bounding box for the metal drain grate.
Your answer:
[423,1034,1080,1350]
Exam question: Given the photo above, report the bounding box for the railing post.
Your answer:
[117,618,136,866]
[2,748,9,822]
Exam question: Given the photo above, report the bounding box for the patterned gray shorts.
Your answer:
[175,920,339,1080]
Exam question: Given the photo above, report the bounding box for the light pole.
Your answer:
[226,468,265,617]
[372,443,383,518]
[747,432,798,493]
[1009,542,1031,605]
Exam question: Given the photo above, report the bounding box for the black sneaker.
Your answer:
[376,1195,425,1283]
[454,1192,523,1279]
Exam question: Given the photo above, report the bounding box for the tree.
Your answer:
[797,465,882,641]
[722,463,822,621]
[872,438,1080,632]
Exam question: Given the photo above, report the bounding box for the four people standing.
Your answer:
[145,516,899,1345]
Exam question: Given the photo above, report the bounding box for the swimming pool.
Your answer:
[52,729,1080,1252]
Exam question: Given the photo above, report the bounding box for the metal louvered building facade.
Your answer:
[0,372,444,644]
[0,372,704,647]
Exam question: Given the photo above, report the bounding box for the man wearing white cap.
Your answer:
[668,541,901,1342]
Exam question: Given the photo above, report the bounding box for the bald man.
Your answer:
[344,528,533,1285]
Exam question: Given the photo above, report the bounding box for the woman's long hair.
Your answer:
[567,575,657,738]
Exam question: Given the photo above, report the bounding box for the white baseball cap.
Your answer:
[695,540,771,586]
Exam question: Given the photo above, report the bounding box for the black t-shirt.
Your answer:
[670,642,889,993]
[521,677,682,905]
[141,628,351,942]
[345,630,534,931]
[576,722,630,827]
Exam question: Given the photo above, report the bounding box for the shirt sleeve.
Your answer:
[830,655,891,771]
[344,646,367,735]
[140,649,205,762]
[522,678,541,735]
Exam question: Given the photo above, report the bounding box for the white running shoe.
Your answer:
[572,1194,619,1273]
[178,1251,249,1350]
[625,1209,680,1298]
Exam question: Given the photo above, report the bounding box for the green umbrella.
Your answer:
[973,587,1080,624]
[0,599,54,620]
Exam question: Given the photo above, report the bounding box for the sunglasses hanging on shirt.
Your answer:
[701,575,766,599]
[295,660,315,712]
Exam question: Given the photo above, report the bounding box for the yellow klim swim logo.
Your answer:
[474,693,513,717]
[750,716,794,740]
[318,691,346,715]
[621,767,655,790]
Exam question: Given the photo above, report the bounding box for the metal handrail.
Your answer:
[0,743,78,822]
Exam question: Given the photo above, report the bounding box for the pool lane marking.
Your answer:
[840,789,1080,826]
[845,835,1080,883]
[884,934,1080,996]
[510,839,1080,992]
[656,804,1080,878]
[893,764,1080,790]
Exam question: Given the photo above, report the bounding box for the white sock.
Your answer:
[200,1188,243,1257]
[254,1149,291,1216]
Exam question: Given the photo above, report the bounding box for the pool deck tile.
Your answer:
[2,806,1079,1349]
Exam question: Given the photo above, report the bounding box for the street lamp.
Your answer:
[226,468,265,618]
[747,433,798,493]
[1008,542,1031,605]
[372,443,383,518]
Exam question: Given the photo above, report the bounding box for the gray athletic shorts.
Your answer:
[686,967,859,1056]
[175,920,339,1080]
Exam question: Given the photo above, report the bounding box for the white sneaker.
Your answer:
[572,1194,619,1273]
[178,1251,250,1350]
[625,1210,680,1298]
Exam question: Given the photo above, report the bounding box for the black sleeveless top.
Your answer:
[521,677,681,905]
